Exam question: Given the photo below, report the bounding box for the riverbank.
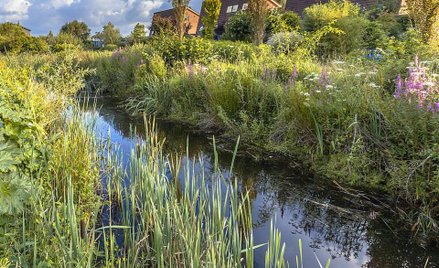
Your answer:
[0,54,291,267]
[81,37,439,239]
[82,96,439,266]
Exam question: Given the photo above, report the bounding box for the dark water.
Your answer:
[84,97,439,268]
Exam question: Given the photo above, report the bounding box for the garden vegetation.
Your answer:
[1,0,439,266]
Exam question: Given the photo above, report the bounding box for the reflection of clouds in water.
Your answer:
[83,98,439,268]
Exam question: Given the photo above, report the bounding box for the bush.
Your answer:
[267,31,304,54]
[222,11,253,42]
[266,10,301,37]
[302,0,360,32]
[0,23,49,54]
[317,16,371,57]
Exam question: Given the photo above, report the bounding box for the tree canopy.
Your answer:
[59,20,91,44]
[131,23,147,44]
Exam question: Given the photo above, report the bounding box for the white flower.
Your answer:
[368,83,379,88]
[355,72,365,77]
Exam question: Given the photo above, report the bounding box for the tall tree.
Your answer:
[406,0,439,41]
[173,0,190,40]
[131,23,147,43]
[248,0,270,45]
[99,22,121,45]
[59,20,90,44]
[201,0,221,39]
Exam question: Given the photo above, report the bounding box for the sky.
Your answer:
[0,0,203,36]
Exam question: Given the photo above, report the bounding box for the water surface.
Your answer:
[83,97,439,268]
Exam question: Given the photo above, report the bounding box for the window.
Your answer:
[232,4,239,12]
[242,3,248,10]
[226,5,232,13]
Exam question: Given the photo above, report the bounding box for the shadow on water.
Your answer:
[83,97,439,268]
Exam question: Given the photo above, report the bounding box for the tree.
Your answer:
[59,20,91,44]
[406,0,439,41]
[98,22,121,45]
[173,0,190,40]
[248,0,270,44]
[46,30,56,46]
[0,23,48,54]
[131,23,147,44]
[201,0,222,39]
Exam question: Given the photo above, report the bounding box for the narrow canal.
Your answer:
[83,97,439,268]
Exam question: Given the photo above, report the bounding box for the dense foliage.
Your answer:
[0,23,48,54]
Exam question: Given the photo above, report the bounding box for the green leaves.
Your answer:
[0,173,31,215]
[0,141,21,172]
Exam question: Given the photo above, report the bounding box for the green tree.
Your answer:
[131,23,147,44]
[46,30,56,46]
[201,0,222,39]
[59,20,91,44]
[98,22,121,45]
[406,0,439,41]
[0,23,48,54]
[173,0,190,40]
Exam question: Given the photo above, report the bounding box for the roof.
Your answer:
[267,0,282,8]
[153,6,200,17]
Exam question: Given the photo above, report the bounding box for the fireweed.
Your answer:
[394,56,439,112]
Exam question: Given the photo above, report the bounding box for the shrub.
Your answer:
[302,0,360,32]
[222,11,253,42]
[266,10,300,36]
[0,23,49,54]
[317,16,371,57]
[267,31,304,54]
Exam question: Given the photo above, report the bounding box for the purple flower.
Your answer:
[394,74,403,99]
[288,64,298,86]
[319,66,330,88]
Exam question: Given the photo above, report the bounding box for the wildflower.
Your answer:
[394,75,403,99]
[288,64,298,85]
[319,66,330,88]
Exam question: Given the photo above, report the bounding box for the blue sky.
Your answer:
[0,0,203,36]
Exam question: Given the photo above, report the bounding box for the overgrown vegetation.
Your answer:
[0,55,292,266]
[2,0,439,265]
[79,0,439,240]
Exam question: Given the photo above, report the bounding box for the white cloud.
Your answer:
[0,0,203,35]
[49,0,78,9]
[0,0,31,21]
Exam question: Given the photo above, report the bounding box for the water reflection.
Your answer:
[84,97,439,268]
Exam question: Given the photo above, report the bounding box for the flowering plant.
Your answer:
[394,56,439,112]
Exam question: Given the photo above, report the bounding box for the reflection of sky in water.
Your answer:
[81,98,439,268]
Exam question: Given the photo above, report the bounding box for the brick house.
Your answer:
[197,0,281,36]
[149,7,200,36]
[284,0,378,14]
[197,0,405,38]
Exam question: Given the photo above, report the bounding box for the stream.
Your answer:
[83,97,439,268]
